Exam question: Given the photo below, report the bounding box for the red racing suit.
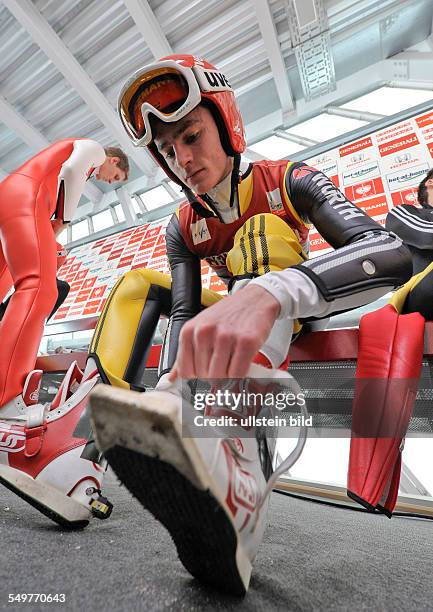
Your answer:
[0,138,105,407]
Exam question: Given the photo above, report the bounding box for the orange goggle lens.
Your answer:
[120,68,189,139]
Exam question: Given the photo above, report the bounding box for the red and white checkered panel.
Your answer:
[55,216,227,323]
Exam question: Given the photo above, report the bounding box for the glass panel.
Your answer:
[341,86,433,116]
[113,204,125,222]
[248,136,306,160]
[276,438,350,487]
[141,185,174,211]
[71,220,89,241]
[57,227,68,244]
[92,209,113,232]
[167,181,184,197]
[401,439,433,497]
[289,113,367,142]
[131,196,143,214]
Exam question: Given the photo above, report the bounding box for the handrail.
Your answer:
[37,322,433,372]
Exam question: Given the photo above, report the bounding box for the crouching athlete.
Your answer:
[88,55,412,595]
[0,141,128,529]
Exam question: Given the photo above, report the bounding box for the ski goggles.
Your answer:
[118,60,233,147]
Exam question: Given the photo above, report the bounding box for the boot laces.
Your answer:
[251,398,309,531]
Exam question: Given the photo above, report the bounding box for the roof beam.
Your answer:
[0,95,47,150]
[123,0,172,59]
[250,0,294,119]
[387,80,433,91]
[3,0,157,179]
[326,105,385,122]
[0,94,102,203]
[274,129,318,147]
[116,185,138,226]
[382,51,433,83]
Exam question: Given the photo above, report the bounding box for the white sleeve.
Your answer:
[250,268,392,321]
[58,140,106,222]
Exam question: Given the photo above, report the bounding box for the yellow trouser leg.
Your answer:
[89,268,222,388]
[389,260,433,314]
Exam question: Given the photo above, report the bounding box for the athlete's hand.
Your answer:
[51,218,67,237]
[168,284,281,381]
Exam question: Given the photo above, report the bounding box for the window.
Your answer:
[113,204,125,222]
[167,181,184,197]
[289,113,367,143]
[71,219,89,241]
[92,209,113,232]
[140,185,174,211]
[341,86,433,116]
[57,227,68,244]
[248,135,306,160]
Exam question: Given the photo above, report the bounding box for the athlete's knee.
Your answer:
[16,272,58,310]
[111,268,172,304]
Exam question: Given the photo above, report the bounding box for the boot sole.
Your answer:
[90,385,251,596]
[0,464,90,529]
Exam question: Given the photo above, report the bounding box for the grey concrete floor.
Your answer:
[1,470,432,612]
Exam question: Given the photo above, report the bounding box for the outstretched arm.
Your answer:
[170,163,412,380]
[250,162,412,320]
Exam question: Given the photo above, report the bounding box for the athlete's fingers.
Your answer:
[176,323,196,379]
[227,335,259,378]
[206,331,235,379]
[192,324,215,379]
[167,364,178,382]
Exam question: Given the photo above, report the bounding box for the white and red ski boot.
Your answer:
[89,364,307,595]
[0,364,112,529]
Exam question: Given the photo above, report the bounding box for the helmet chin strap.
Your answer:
[183,153,242,220]
[229,152,242,209]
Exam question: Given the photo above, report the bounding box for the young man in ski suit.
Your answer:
[88,56,412,595]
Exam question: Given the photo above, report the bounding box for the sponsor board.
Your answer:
[386,163,430,190]
[375,121,414,144]
[339,137,373,157]
[342,162,380,186]
[421,126,433,143]
[378,133,420,157]
[308,230,331,254]
[390,187,419,206]
[307,152,339,177]
[344,177,384,201]
[356,195,390,217]
[303,108,433,255]
[380,146,425,174]
[340,148,377,172]
[416,110,433,129]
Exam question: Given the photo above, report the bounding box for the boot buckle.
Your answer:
[86,487,113,519]
[24,423,47,458]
